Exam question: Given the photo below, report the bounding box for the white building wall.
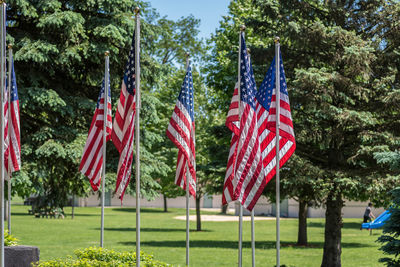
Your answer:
[288,199,385,218]
[80,193,235,210]
[79,194,386,218]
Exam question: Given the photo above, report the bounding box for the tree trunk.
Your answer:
[297,200,308,246]
[221,204,228,214]
[196,194,201,231]
[5,200,8,221]
[71,195,75,220]
[321,192,343,267]
[163,194,168,212]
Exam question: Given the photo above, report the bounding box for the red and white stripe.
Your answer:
[4,92,21,176]
[166,97,196,197]
[222,83,239,205]
[4,69,21,176]
[232,98,264,211]
[251,88,296,209]
[111,81,136,200]
[222,83,265,211]
[79,87,112,191]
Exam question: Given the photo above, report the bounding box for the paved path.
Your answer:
[174,215,277,222]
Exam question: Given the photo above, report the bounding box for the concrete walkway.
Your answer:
[174,215,277,222]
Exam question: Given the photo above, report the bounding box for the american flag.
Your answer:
[4,57,21,175]
[222,82,239,205]
[79,75,112,191]
[111,33,136,201]
[166,64,196,197]
[223,33,264,211]
[253,53,296,209]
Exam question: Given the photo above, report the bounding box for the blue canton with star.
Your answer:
[178,64,194,122]
[9,59,18,101]
[239,32,257,109]
[123,32,136,96]
[96,74,111,109]
[256,52,288,112]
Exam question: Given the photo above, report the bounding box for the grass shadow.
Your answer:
[308,221,366,230]
[111,208,165,213]
[307,222,325,228]
[97,227,212,233]
[119,240,373,249]
[12,212,98,218]
[343,222,364,229]
[11,212,33,216]
[70,213,99,217]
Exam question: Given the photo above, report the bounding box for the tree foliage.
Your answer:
[207,0,400,265]
[378,188,400,267]
[8,0,205,209]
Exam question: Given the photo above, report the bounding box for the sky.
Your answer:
[147,0,231,40]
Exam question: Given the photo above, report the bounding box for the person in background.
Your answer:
[361,202,376,233]
[364,202,376,223]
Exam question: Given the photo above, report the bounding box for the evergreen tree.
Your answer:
[207,1,400,266]
[378,188,400,267]
[7,0,205,210]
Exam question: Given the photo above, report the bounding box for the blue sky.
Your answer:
[147,0,231,39]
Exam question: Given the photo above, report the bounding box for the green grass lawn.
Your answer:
[7,205,385,266]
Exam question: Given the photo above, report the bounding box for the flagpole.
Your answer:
[186,167,190,267]
[251,209,255,267]
[134,7,141,267]
[185,53,190,267]
[6,44,11,235]
[247,47,256,267]
[0,2,6,266]
[100,50,109,248]
[274,36,281,267]
[237,24,245,267]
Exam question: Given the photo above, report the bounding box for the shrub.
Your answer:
[34,247,170,267]
[4,231,18,246]
[378,187,400,267]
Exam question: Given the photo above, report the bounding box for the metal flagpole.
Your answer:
[6,179,8,234]
[100,50,110,247]
[186,166,190,266]
[274,37,281,267]
[238,205,243,267]
[237,24,245,267]
[6,44,11,235]
[134,7,141,267]
[0,2,6,266]
[251,210,255,267]
[246,47,256,267]
[185,53,190,267]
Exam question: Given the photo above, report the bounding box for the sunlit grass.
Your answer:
[8,205,384,266]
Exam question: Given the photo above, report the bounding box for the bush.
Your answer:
[34,247,170,267]
[378,187,400,267]
[4,230,18,246]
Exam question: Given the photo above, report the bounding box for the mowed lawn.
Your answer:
[8,205,385,266]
